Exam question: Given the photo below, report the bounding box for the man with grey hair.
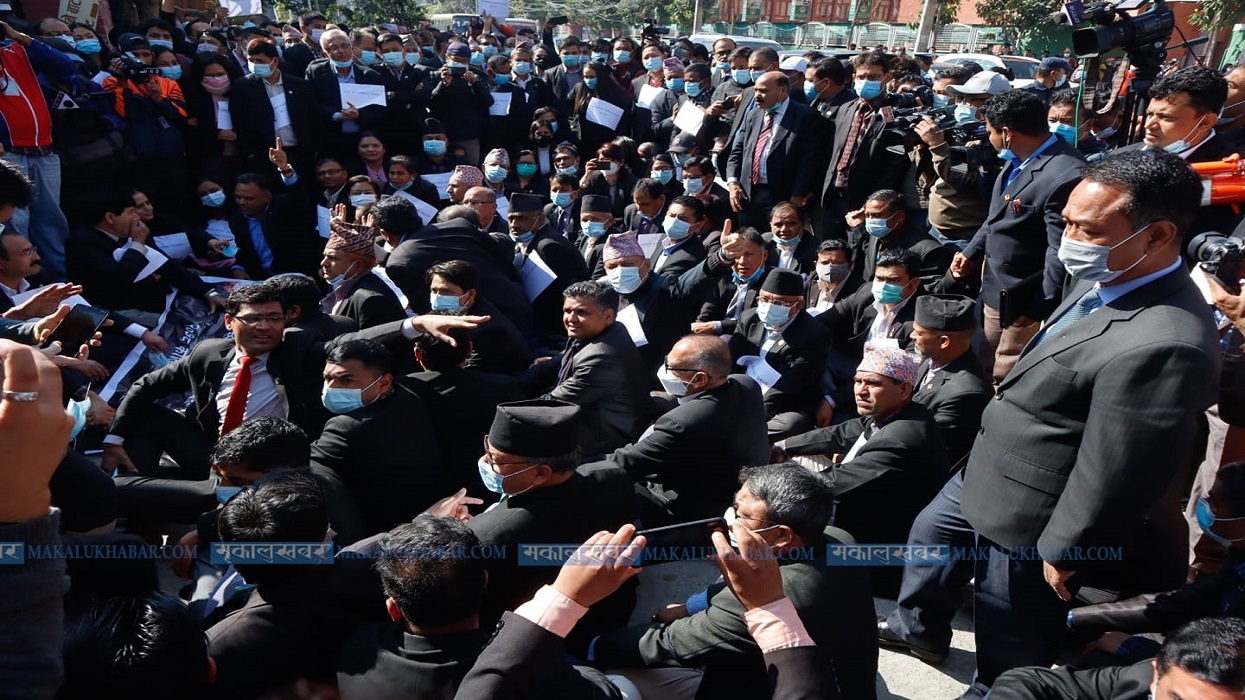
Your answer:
[306,27,387,159]
[592,463,878,700]
[601,334,770,520]
[463,186,507,234]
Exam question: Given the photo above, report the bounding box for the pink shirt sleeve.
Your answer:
[514,585,590,639]
[744,597,816,653]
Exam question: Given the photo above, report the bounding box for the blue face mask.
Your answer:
[331,58,354,69]
[550,121,559,133]
[732,69,751,85]
[66,396,90,440]
[583,220,608,238]
[686,81,702,98]
[516,163,537,177]
[222,241,239,257]
[644,56,663,72]
[483,45,498,58]
[733,266,764,285]
[215,485,243,505]
[954,104,977,124]
[865,215,894,238]
[584,77,598,90]
[405,52,421,66]
[615,50,631,63]
[1049,121,1077,144]
[872,280,906,305]
[591,52,608,63]
[716,61,729,73]
[756,301,790,327]
[350,194,377,207]
[651,169,673,184]
[321,375,381,415]
[933,93,950,108]
[854,78,882,100]
[477,456,539,494]
[514,60,532,75]
[556,164,577,176]
[663,215,691,240]
[667,78,684,92]
[803,82,818,101]
[511,230,535,244]
[149,39,174,50]
[424,139,447,156]
[1196,497,1245,547]
[494,73,511,86]
[562,54,580,69]
[1160,115,1212,155]
[77,38,101,55]
[553,191,573,208]
[382,51,404,67]
[607,264,645,294]
[775,233,800,247]
[750,69,766,83]
[197,42,217,53]
[359,50,377,65]
[470,52,486,66]
[485,165,507,183]
[201,190,226,208]
[248,61,273,78]
[430,292,467,312]
[159,65,182,80]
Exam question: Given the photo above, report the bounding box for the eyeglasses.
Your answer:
[18,246,36,258]
[463,199,494,206]
[482,436,536,474]
[731,505,781,532]
[757,294,798,307]
[232,313,286,326]
[662,361,700,374]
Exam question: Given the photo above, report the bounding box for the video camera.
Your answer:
[885,105,996,174]
[119,55,160,84]
[1068,0,1173,57]
[641,18,670,39]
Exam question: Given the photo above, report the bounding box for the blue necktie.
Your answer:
[1036,288,1102,346]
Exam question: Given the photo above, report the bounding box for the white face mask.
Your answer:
[657,363,693,396]
[1057,222,1153,283]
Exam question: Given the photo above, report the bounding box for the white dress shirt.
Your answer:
[214,351,285,431]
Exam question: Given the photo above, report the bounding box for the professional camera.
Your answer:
[119,55,160,84]
[1070,0,1173,57]
[640,18,670,39]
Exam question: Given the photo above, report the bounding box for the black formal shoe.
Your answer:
[877,617,949,664]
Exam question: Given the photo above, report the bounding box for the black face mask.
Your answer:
[534,134,552,145]
[535,55,554,70]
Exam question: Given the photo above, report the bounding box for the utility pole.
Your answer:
[694,0,704,33]
[915,0,938,52]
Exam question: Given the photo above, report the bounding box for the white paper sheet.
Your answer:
[477,0,510,18]
[316,205,332,239]
[422,172,453,200]
[616,304,648,346]
[488,91,512,116]
[636,83,666,110]
[637,233,664,258]
[519,249,557,301]
[339,83,387,110]
[673,104,705,135]
[390,190,440,226]
[135,246,169,283]
[270,92,291,129]
[153,232,193,260]
[585,97,623,130]
[738,354,781,394]
[215,100,232,130]
[8,287,88,309]
[495,196,510,220]
[371,267,415,316]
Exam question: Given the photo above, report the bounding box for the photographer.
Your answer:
[904,67,971,235]
[917,71,1008,254]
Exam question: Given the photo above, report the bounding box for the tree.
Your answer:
[1191,0,1245,62]
[335,0,426,28]
[976,0,1060,38]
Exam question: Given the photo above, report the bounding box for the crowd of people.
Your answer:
[3,5,1245,700]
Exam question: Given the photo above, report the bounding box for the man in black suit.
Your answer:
[229,147,320,278]
[819,51,910,240]
[593,464,878,700]
[723,47,780,147]
[306,28,388,159]
[541,36,586,117]
[818,247,926,363]
[319,219,406,330]
[729,269,831,440]
[680,155,732,231]
[507,193,590,339]
[777,345,948,557]
[851,189,952,291]
[764,201,819,275]
[374,32,433,157]
[725,72,821,229]
[955,151,1221,698]
[383,202,533,331]
[264,274,358,351]
[526,281,647,455]
[101,284,321,479]
[424,260,530,375]
[805,238,861,314]
[805,56,856,122]
[651,196,709,278]
[469,400,637,650]
[229,39,317,172]
[954,88,1085,383]
[545,172,583,242]
[575,194,619,278]
[694,227,772,336]
[603,334,769,521]
[620,179,668,237]
[66,189,225,317]
[277,11,326,76]
[429,42,493,165]
[1119,66,1241,247]
[407,323,525,499]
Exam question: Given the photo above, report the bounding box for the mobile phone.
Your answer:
[549,15,569,25]
[42,305,109,357]
[880,106,896,124]
[1206,251,1244,294]
[634,517,728,565]
[725,94,740,107]
[591,160,611,170]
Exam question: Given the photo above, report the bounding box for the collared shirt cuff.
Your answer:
[685,589,710,615]
[514,584,589,639]
[281,171,299,185]
[102,434,124,445]
[823,394,836,409]
[727,177,739,184]
[400,315,422,341]
[714,321,723,333]
[744,597,815,653]
[123,323,148,338]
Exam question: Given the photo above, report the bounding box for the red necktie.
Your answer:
[220,354,254,436]
[751,111,773,185]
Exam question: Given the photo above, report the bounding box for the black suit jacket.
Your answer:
[227,180,320,277]
[822,98,910,209]
[764,234,820,276]
[545,199,583,243]
[305,60,389,141]
[583,171,640,220]
[310,382,445,535]
[109,338,321,454]
[988,659,1153,700]
[338,624,488,700]
[384,219,534,331]
[375,62,433,153]
[605,375,771,520]
[730,310,831,421]
[622,202,668,236]
[913,352,992,468]
[962,137,1085,319]
[622,253,729,379]
[961,271,1220,575]
[66,226,210,313]
[404,369,525,500]
[816,283,922,360]
[698,266,773,335]
[228,73,317,161]
[333,270,407,330]
[856,223,953,290]
[458,297,532,375]
[279,41,322,77]
[784,401,949,545]
[518,225,591,336]
[726,100,822,202]
[652,234,707,278]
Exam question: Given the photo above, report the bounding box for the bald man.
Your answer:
[463,186,508,234]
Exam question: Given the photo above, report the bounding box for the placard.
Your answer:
[339,83,387,110]
[636,83,666,110]
[673,104,705,136]
[518,249,557,300]
[215,100,232,130]
[585,97,623,130]
[488,91,512,116]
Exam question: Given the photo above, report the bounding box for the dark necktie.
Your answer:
[556,340,582,385]
[1035,288,1103,347]
[638,217,652,237]
[559,208,570,236]
[751,111,773,185]
[220,355,254,436]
